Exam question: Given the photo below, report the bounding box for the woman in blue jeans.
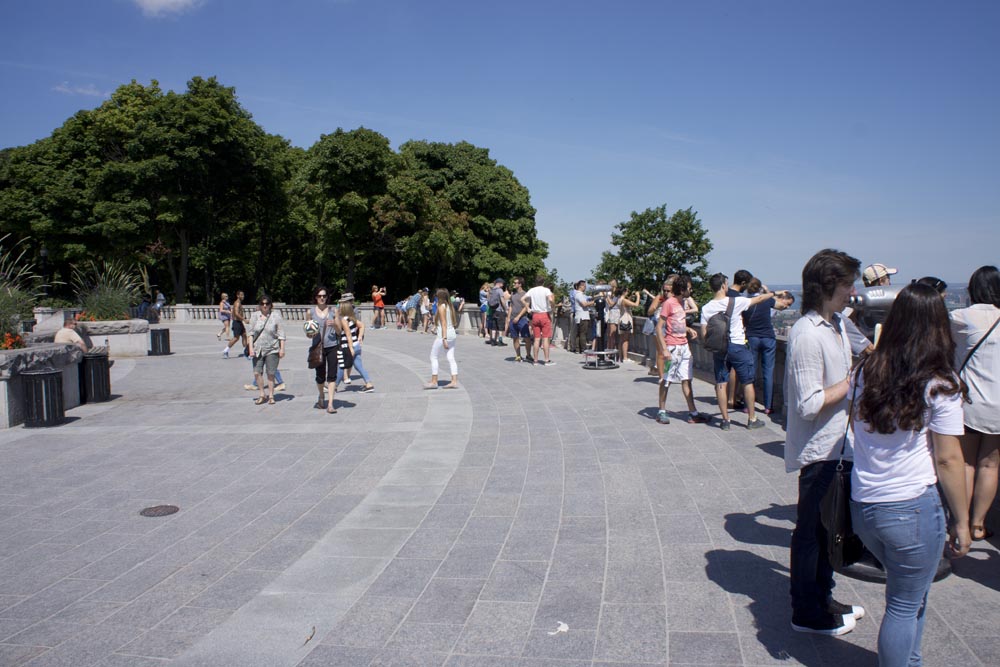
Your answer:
[742,278,794,414]
[849,283,970,666]
[335,302,374,393]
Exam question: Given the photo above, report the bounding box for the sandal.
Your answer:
[443,382,459,389]
[362,384,374,393]
[423,382,438,390]
[254,396,267,405]
[326,405,337,414]
[268,396,275,405]
[972,526,994,541]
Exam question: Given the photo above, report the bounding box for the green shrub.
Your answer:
[72,260,142,321]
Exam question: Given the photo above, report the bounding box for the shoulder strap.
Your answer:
[837,365,862,466]
[252,312,271,343]
[960,314,1000,374]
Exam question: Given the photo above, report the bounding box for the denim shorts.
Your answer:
[509,316,530,338]
[713,343,755,385]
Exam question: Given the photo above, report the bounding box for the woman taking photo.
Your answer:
[613,286,639,363]
[951,265,1000,541]
[307,286,342,414]
[371,284,387,329]
[425,288,459,389]
[850,282,969,666]
[246,296,286,405]
[336,301,373,393]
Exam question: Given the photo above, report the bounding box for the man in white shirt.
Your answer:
[699,273,775,430]
[573,281,594,353]
[53,316,88,352]
[785,249,871,637]
[524,276,555,365]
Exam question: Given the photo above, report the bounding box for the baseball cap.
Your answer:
[862,263,897,286]
[338,292,355,303]
[494,278,505,285]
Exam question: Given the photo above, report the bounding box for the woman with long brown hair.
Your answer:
[849,282,969,665]
[425,288,459,389]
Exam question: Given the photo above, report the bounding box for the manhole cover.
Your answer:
[140,505,179,517]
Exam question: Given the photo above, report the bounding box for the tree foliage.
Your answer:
[594,205,713,299]
[0,76,549,305]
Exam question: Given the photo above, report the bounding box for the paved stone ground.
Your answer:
[1,324,999,667]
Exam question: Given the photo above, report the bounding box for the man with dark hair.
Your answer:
[572,280,595,353]
[727,270,753,409]
[785,248,871,636]
[700,273,775,430]
[655,275,709,425]
[507,277,531,362]
[488,278,508,346]
[223,290,247,358]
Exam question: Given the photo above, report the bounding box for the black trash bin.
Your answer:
[149,328,170,355]
[79,351,111,403]
[21,369,64,427]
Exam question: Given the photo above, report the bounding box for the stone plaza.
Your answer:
[1,324,999,666]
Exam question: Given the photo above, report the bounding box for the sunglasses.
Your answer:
[316,293,328,299]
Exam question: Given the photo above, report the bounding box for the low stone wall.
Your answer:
[0,344,83,429]
[31,311,151,357]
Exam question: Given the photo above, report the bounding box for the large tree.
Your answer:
[595,205,713,296]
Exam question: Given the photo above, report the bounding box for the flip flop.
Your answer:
[254,396,267,405]
[972,526,994,541]
[326,405,337,414]
[423,383,438,390]
[268,396,275,405]
[314,400,325,409]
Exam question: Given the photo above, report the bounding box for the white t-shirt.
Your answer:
[700,296,753,345]
[525,286,552,313]
[851,373,965,503]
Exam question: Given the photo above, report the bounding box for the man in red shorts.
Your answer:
[525,276,555,366]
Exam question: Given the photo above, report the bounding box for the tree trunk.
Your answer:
[177,227,189,301]
[346,253,356,294]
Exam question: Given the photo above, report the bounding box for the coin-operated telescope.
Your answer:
[848,285,904,342]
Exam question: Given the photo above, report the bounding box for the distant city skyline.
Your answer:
[2,0,997,285]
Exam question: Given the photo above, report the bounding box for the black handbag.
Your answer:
[819,380,865,570]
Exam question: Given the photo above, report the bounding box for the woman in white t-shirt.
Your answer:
[950,265,1000,542]
[850,283,970,667]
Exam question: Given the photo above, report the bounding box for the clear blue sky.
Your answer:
[2,0,997,284]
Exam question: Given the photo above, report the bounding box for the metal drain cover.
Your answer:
[140,505,179,517]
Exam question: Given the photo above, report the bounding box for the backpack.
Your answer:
[702,297,735,355]
[488,288,501,308]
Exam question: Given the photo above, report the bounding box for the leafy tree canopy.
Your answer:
[594,205,713,300]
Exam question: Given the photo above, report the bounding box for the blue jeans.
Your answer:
[336,344,371,384]
[790,460,841,621]
[851,485,945,667]
[748,336,776,409]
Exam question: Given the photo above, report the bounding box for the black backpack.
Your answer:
[702,297,735,355]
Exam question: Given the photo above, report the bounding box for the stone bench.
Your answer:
[30,311,151,357]
[0,344,84,429]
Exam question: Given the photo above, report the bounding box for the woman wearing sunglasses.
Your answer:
[246,296,286,405]
[308,286,343,413]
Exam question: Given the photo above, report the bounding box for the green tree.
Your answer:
[299,128,397,293]
[595,205,713,298]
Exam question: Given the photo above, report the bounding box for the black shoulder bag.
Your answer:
[819,375,865,571]
[959,314,1000,375]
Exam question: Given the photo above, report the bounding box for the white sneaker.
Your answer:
[222,347,229,358]
[344,377,352,385]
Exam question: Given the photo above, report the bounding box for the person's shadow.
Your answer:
[950,546,1000,593]
[724,503,796,548]
[706,549,877,665]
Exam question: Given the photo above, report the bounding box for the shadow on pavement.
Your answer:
[706,549,878,666]
[636,407,660,420]
[757,440,785,459]
[950,547,1000,593]
[724,503,795,548]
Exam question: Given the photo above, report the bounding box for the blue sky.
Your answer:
[2,0,998,284]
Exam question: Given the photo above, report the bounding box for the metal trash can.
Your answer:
[21,369,65,427]
[79,351,111,403]
[149,328,170,355]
